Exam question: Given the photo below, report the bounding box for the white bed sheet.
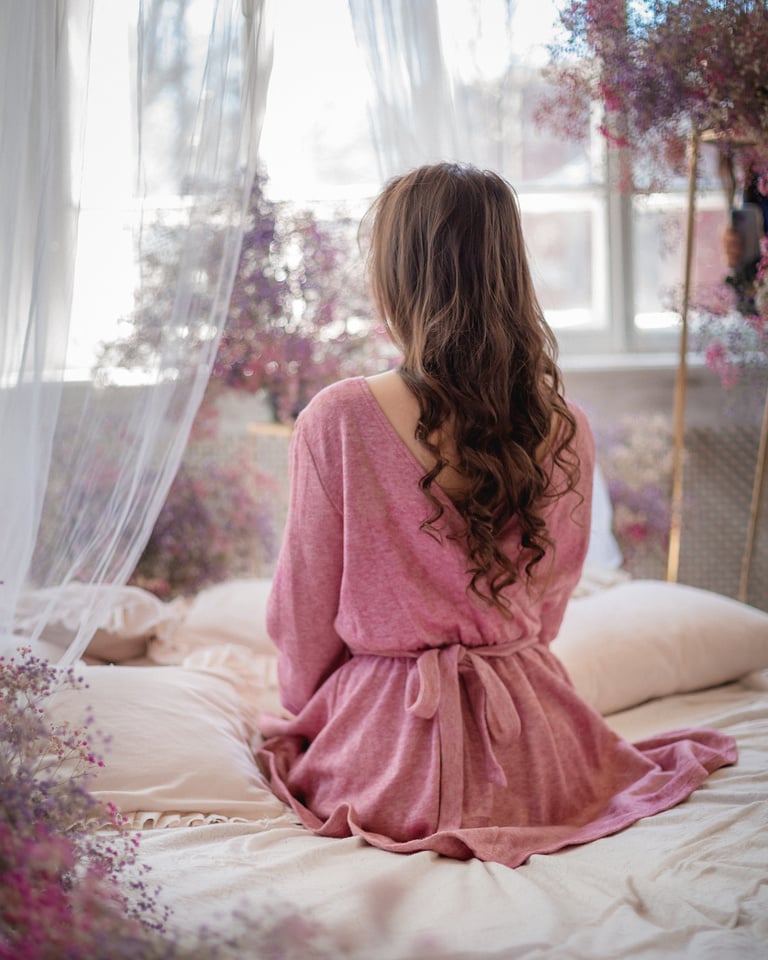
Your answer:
[134,680,768,959]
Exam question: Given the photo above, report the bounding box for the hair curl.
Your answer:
[365,162,581,612]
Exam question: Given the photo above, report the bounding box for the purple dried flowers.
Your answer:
[0,647,171,959]
[129,438,279,599]
[0,648,351,959]
[691,241,768,388]
[539,0,768,183]
[595,415,673,573]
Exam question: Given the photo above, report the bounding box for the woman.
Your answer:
[257,163,736,867]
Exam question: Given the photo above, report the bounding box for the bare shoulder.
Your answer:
[365,370,420,439]
[365,370,418,420]
[365,370,435,470]
[366,370,473,493]
[541,401,591,446]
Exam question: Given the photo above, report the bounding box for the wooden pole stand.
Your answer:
[738,380,768,602]
[666,130,700,583]
[668,128,767,600]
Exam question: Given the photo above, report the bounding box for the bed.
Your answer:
[38,573,768,959]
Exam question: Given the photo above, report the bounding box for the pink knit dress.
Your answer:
[257,377,737,867]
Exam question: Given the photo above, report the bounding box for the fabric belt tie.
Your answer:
[359,638,537,831]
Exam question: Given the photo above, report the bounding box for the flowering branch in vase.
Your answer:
[98,173,393,426]
[538,0,768,183]
[213,178,392,423]
[691,236,768,392]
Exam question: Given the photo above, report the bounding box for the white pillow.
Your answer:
[552,580,768,715]
[15,583,177,663]
[149,578,275,663]
[46,661,287,824]
[124,576,768,722]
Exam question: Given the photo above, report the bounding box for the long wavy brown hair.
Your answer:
[365,162,581,612]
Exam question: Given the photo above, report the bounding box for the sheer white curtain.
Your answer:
[347,0,458,179]
[0,0,271,665]
[347,0,515,181]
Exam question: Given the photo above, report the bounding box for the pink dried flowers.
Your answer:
[0,647,170,959]
[129,441,278,599]
[0,647,356,959]
[538,0,768,183]
[691,238,768,389]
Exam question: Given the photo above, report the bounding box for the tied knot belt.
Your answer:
[357,637,539,831]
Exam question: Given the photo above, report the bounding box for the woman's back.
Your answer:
[256,163,736,866]
[268,376,591,668]
[364,164,579,612]
[257,376,735,865]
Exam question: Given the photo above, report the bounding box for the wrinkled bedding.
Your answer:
[31,575,768,958]
[134,679,768,960]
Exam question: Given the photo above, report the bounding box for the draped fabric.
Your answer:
[347,0,459,179]
[0,0,272,665]
[347,0,515,182]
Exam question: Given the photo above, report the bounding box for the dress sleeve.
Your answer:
[266,416,348,715]
[538,405,595,645]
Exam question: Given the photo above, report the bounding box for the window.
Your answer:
[259,0,727,362]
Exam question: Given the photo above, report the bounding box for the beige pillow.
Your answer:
[149,578,275,663]
[46,661,287,824]
[552,580,768,715]
[15,583,177,663]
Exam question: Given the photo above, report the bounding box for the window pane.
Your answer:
[521,198,606,331]
[518,79,598,188]
[633,194,727,332]
[259,0,378,204]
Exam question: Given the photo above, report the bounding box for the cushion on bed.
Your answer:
[552,580,768,715]
[153,577,768,716]
[148,578,275,663]
[46,662,287,824]
[15,583,178,663]
[83,576,768,720]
